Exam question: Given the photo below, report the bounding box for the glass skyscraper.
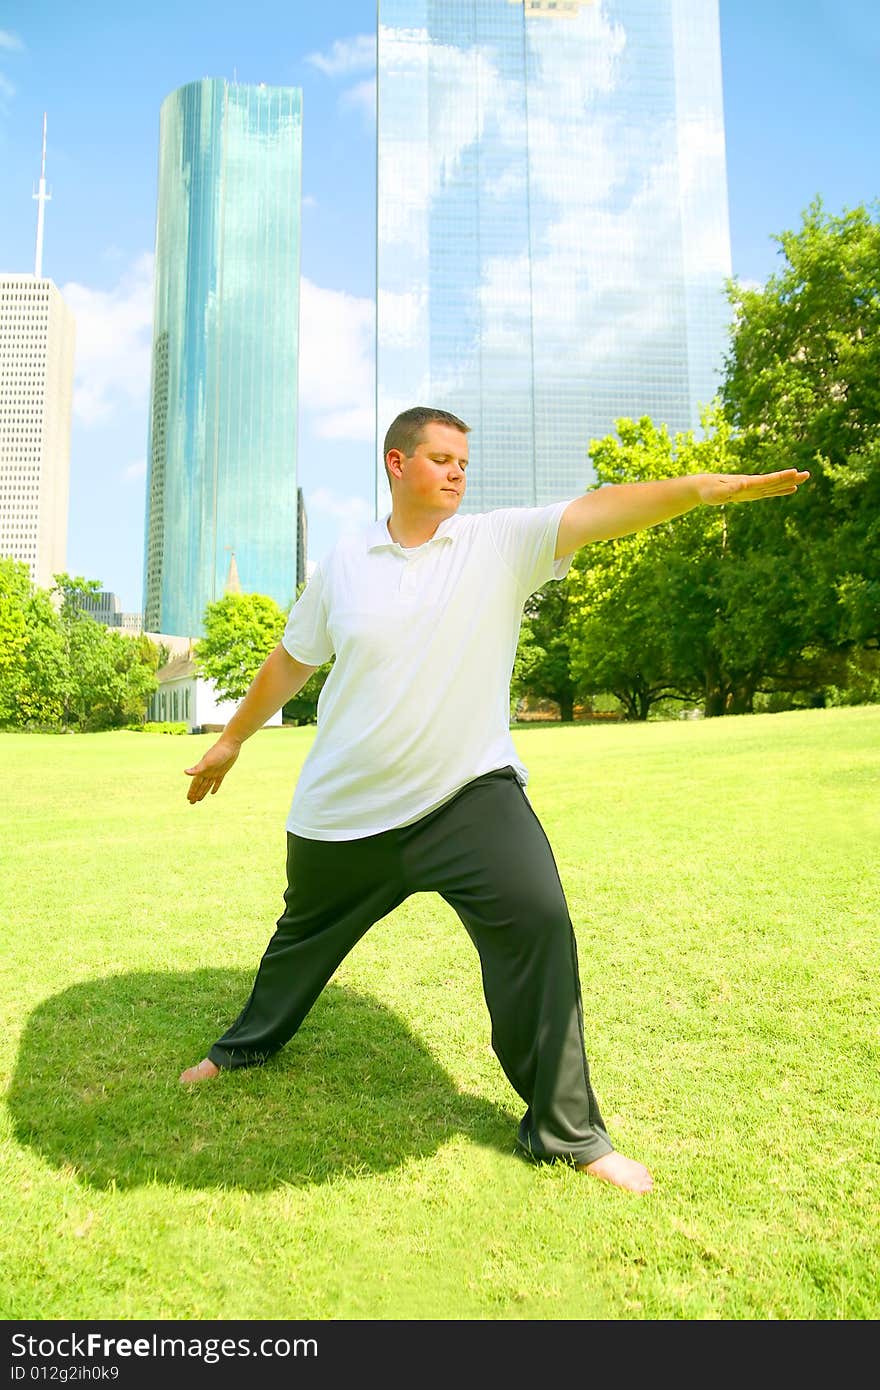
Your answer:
[143,79,303,637]
[376,0,732,514]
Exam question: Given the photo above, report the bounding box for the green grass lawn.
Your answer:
[1,707,878,1320]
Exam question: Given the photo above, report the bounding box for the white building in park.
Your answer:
[146,647,282,733]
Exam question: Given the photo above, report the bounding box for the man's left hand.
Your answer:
[696,468,810,506]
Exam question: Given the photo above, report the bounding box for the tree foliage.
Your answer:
[20,586,67,726]
[512,417,710,721]
[513,578,581,722]
[722,197,880,654]
[0,563,159,730]
[568,413,739,719]
[517,406,836,719]
[515,200,879,719]
[194,592,288,703]
[0,558,30,723]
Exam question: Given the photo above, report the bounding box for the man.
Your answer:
[181,406,809,1194]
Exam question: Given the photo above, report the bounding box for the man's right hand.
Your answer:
[185,737,242,803]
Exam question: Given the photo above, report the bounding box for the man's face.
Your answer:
[387,422,468,512]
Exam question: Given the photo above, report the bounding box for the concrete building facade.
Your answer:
[0,274,75,590]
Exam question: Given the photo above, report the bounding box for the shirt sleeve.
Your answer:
[281,562,335,666]
[487,499,577,596]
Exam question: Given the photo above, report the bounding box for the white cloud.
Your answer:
[0,72,15,107]
[302,193,317,209]
[306,487,372,532]
[339,77,376,124]
[305,34,375,77]
[61,253,154,425]
[0,30,23,51]
[124,458,146,480]
[298,276,374,442]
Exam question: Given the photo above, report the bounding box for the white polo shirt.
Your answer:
[281,500,576,840]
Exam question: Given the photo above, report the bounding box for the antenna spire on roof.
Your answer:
[33,112,51,279]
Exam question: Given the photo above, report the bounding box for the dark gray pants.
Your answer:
[209,766,613,1165]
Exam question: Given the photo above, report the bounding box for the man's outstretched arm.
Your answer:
[184,643,318,803]
[555,468,811,558]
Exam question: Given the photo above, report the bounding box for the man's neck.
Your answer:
[386,510,444,548]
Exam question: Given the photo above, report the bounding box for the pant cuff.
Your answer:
[208,1044,269,1071]
[516,1117,614,1167]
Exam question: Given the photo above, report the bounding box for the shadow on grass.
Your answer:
[8,969,519,1192]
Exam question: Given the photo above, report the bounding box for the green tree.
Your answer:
[722,198,880,662]
[194,592,288,703]
[513,575,583,722]
[568,528,690,721]
[564,415,735,718]
[560,411,824,718]
[51,573,109,729]
[0,558,30,724]
[1,567,161,731]
[19,586,67,727]
[43,574,159,730]
[0,561,69,729]
[117,632,160,727]
[511,415,694,722]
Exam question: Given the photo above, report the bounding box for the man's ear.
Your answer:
[386,451,405,482]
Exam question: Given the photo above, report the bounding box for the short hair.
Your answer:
[382,406,470,487]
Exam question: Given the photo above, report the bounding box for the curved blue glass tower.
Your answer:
[144,79,303,636]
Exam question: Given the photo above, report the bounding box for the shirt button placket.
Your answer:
[400,558,416,597]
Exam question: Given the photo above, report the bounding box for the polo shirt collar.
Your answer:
[367,514,459,553]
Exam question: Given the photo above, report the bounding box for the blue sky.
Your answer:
[0,0,877,612]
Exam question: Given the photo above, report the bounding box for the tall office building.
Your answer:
[0,275,75,590]
[74,589,143,633]
[143,79,303,637]
[376,0,732,514]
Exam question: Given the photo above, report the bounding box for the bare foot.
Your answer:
[578,1151,653,1193]
[179,1058,220,1085]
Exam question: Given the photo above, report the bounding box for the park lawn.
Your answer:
[0,706,878,1321]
